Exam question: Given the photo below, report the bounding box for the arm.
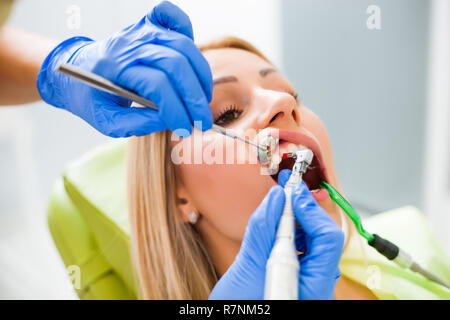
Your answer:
[36,1,212,137]
[1,1,213,137]
[0,26,57,105]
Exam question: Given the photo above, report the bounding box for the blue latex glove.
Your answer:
[37,1,212,137]
[209,169,344,300]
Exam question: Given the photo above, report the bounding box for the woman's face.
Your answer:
[173,48,341,245]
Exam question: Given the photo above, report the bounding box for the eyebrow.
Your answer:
[259,67,277,77]
[213,68,279,86]
[213,75,238,85]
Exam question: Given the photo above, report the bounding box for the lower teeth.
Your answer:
[310,189,320,193]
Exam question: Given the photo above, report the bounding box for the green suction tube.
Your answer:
[319,181,450,289]
[319,181,374,243]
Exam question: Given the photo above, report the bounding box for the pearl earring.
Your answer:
[188,211,198,224]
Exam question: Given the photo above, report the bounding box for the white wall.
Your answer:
[0,0,281,299]
[423,0,450,253]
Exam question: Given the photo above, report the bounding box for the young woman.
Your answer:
[126,36,381,300]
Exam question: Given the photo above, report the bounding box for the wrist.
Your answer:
[36,36,93,108]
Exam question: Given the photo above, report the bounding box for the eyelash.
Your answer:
[214,104,243,126]
[213,90,299,125]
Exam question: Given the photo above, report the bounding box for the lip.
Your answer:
[267,128,330,184]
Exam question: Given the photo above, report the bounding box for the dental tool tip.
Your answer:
[282,152,296,159]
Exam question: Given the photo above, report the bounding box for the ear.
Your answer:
[176,184,198,223]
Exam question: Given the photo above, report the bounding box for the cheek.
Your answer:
[174,133,275,241]
[180,164,274,240]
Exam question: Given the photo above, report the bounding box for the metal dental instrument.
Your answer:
[264,147,314,300]
[57,63,266,152]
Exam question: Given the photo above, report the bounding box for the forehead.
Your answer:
[202,48,273,77]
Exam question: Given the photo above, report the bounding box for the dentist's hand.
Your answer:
[209,170,344,300]
[37,1,212,137]
[279,170,345,299]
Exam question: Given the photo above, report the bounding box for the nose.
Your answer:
[254,89,301,129]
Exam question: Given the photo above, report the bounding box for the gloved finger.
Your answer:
[92,102,168,137]
[295,226,308,256]
[149,1,194,40]
[238,185,286,264]
[132,44,212,131]
[146,11,213,102]
[291,181,344,266]
[210,185,286,300]
[116,64,193,135]
[291,182,343,299]
[277,169,292,187]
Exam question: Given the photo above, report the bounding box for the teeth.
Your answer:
[278,143,313,158]
[271,153,282,165]
[310,189,320,193]
[287,143,298,153]
[258,136,278,166]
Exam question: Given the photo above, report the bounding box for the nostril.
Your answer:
[270,112,283,124]
[292,109,300,125]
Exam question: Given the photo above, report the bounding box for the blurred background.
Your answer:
[0,0,448,298]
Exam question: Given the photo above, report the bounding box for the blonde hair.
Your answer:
[127,37,272,299]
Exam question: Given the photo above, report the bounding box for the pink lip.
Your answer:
[267,128,329,182]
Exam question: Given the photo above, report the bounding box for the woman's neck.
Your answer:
[197,217,241,277]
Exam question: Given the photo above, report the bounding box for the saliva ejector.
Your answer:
[320,181,450,290]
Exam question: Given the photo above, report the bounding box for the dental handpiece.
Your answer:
[264,147,314,300]
[57,64,266,151]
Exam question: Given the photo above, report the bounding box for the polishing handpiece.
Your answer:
[264,148,314,300]
[291,147,314,177]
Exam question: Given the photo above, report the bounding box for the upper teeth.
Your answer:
[271,153,282,165]
[287,143,298,153]
[277,143,313,160]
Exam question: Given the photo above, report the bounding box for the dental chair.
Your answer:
[47,140,137,299]
[48,141,450,300]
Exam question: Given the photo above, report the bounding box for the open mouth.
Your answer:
[266,129,329,194]
[271,147,326,191]
[272,139,326,191]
